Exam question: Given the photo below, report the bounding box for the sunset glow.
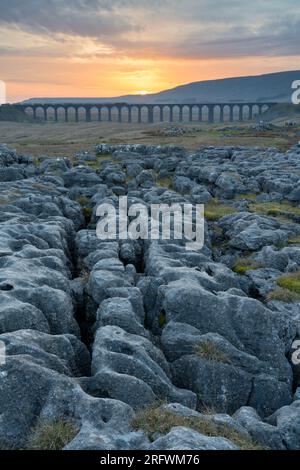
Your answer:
[0,1,300,102]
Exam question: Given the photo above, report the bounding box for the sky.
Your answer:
[0,0,300,102]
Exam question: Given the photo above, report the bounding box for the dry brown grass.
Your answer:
[132,405,264,450]
[0,120,296,158]
[267,287,300,303]
[249,201,300,219]
[195,341,231,364]
[27,418,79,450]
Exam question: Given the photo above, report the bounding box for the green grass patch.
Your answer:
[95,151,113,158]
[132,405,264,450]
[287,235,300,245]
[234,193,258,201]
[75,195,89,207]
[27,419,79,450]
[233,258,264,275]
[75,196,92,224]
[86,160,100,170]
[267,287,300,303]
[82,207,93,224]
[249,201,300,220]
[276,271,300,294]
[156,176,173,190]
[158,312,167,328]
[86,152,115,170]
[204,199,236,221]
[195,341,231,364]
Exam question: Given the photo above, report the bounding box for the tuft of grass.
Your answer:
[195,341,231,364]
[27,418,79,450]
[158,311,167,328]
[0,442,18,450]
[249,201,300,220]
[86,160,100,170]
[156,176,173,189]
[75,195,90,207]
[276,271,300,294]
[95,151,113,159]
[287,235,300,245]
[267,287,300,303]
[82,207,93,224]
[75,196,93,224]
[78,269,90,284]
[132,405,264,450]
[204,199,236,221]
[233,258,264,275]
[235,193,258,201]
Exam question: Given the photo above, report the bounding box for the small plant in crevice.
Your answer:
[78,268,90,285]
[75,195,89,207]
[82,207,93,224]
[233,258,264,275]
[249,201,300,220]
[276,271,300,294]
[26,418,79,450]
[156,176,173,190]
[75,196,93,225]
[267,287,300,303]
[204,199,236,221]
[195,341,231,364]
[288,235,300,245]
[0,441,18,450]
[158,311,167,328]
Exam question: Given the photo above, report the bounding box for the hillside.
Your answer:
[20,70,300,105]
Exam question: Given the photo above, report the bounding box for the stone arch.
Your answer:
[161,105,170,122]
[138,105,149,123]
[152,105,162,123]
[34,106,47,120]
[126,105,137,123]
[90,106,99,122]
[44,105,55,121]
[99,106,108,122]
[180,105,190,122]
[23,106,35,119]
[171,104,180,122]
[75,106,87,122]
[251,104,260,120]
[65,106,76,122]
[201,105,209,122]
[260,103,270,117]
[222,105,231,122]
[231,104,240,122]
[212,104,221,122]
[109,105,119,122]
[120,105,129,123]
[190,104,199,121]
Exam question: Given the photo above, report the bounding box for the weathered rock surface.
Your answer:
[1,142,300,450]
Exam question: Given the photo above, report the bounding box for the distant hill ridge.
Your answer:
[20,70,300,105]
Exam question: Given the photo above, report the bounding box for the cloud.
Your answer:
[0,0,138,37]
[0,0,300,61]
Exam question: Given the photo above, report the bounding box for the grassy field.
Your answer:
[0,118,299,158]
